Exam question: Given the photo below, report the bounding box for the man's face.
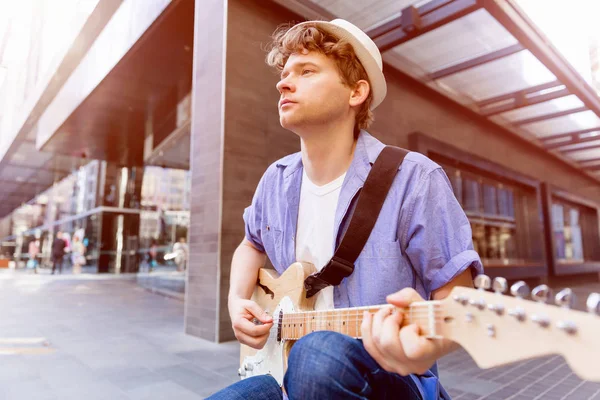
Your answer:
[276,50,353,134]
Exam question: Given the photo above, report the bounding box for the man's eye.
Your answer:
[302,69,313,75]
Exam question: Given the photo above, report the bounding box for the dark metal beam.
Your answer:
[545,134,600,150]
[481,87,570,116]
[476,80,562,108]
[513,106,588,126]
[368,0,483,52]
[429,43,524,80]
[539,127,600,143]
[582,164,600,172]
[580,158,600,166]
[366,0,458,39]
[559,142,600,155]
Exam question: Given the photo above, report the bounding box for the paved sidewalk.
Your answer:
[0,273,238,400]
[0,271,599,399]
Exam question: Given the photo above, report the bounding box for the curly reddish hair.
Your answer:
[266,22,374,138]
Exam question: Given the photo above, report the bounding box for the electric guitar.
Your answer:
[238,262,600,385]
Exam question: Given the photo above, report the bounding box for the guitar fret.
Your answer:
[280,303,441,342]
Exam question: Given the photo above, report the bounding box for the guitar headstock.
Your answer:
[440,275,600,382]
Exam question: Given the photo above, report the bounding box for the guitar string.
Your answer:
[279,310,446,322]
[261,308,446,330]
[270,310,446,325]
[265,315,447,338]
[277,319,447,340]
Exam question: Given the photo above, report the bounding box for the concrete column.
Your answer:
[185,0,228,341]
[186,0,300,342]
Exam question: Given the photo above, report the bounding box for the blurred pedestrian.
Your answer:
[71,236,85,274]
[27,239,39,273]
[51,231,67,275]
[172,237,188,272]
[149,240,158,272]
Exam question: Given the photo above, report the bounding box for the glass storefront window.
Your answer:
[439,161,540,267]
[552,201,587,263]
[0,160,191,274]
[139,166,190,271]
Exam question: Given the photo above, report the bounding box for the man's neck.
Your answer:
[300,126,357,186]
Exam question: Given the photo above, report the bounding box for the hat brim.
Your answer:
[294,20,387,110]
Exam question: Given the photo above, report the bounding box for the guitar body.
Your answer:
[238,268,600,385]
[239,262,317,386]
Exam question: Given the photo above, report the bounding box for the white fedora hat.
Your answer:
[294,19,387,110]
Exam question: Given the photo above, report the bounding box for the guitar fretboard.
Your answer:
[279,302,442,341]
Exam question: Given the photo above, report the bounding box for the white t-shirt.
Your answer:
[295,169,346,311]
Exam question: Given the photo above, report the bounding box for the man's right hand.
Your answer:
[229,298,273,349]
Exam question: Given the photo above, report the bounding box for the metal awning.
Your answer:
[0,127,77,217]
[0,0,192,218]
[273,0,600,179]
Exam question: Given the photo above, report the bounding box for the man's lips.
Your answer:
[279,99,296,108]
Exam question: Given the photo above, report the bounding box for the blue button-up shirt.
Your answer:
[244,130,483,399]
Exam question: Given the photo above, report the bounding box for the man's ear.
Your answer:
[349,80,370,107]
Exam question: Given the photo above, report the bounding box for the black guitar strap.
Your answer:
[304,146,409,298]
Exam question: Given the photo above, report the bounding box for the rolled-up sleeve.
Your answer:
[243,174,266,253]
[402,168,483,293]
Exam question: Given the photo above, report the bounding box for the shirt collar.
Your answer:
[275,130,385,180]
[347,130,386,183]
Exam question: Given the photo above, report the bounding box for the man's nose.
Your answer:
[276,77,294,94]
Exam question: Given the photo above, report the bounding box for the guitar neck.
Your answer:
[279,301,442,341]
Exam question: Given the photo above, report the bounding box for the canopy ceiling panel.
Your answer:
[567,148,600,162]
[388,10,518,76]
[276,0,600,180]
[491,95,584,123]
[521,111,600,138]
[434,50,556,101]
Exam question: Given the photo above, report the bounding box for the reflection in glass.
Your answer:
[553,202,584,263]
[437,161,535,267]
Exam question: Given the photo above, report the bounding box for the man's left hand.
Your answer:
[361,288,446,376]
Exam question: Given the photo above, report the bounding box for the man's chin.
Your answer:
[279,117,298,131]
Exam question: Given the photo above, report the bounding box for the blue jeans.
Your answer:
[207,331,423,399]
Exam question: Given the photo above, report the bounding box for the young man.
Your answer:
[209,19,483,400]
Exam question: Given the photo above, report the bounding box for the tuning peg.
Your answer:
[510,281,529,299]
[555,288,575,308]
[531,285,552,303]
[488,278,507,315]
[474,274,491,290]
[492,277,508,294]
[556,320,577,335]
[587,293,600,315]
